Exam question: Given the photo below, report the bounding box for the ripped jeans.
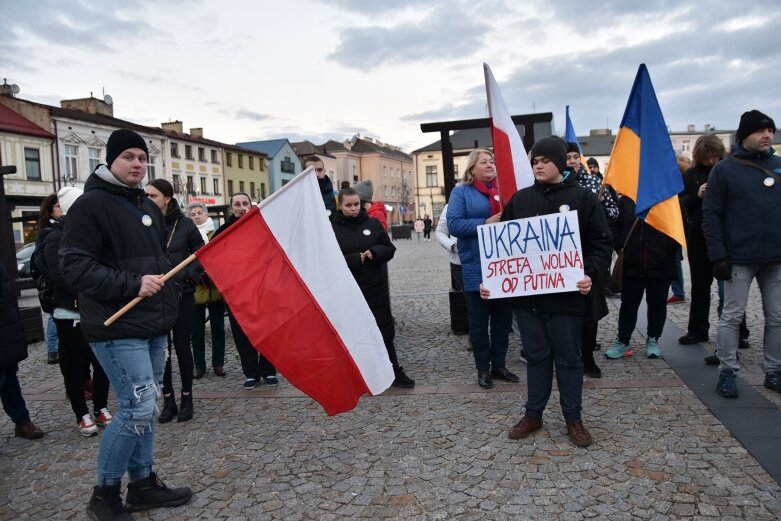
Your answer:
[90,335,166,487]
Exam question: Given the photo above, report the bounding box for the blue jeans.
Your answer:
[90,335,166,486]
[463,291,512,372]
[0,365,30,425]
[514,309,583,422]
[670,248,685,298]
[717,264,781,373]
[46,315,58,354]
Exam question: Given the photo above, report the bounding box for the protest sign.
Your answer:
[479,210,584,299]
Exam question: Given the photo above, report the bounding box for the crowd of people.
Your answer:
[3,110,781,519]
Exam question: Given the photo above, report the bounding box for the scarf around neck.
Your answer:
[472,180,500,215]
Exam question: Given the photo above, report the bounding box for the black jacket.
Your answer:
[0,264,27,367]
[164,200,205,294]
[318,176,337,215]
[501,178,613,317]
[39,219,79,312]
[59,169,180,342]
[331,209,395,311]
[618,197,678,279]
[680,163,712,241]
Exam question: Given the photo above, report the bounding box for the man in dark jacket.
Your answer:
[703,110,781,398]
[483,136,612,447]
[304,155,337,216]
[60,128,191,519]
[0,264,44,440]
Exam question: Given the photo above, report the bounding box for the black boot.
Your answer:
[582,353,602,378]
[392,366,415,388]
[177,393,193,422]
[87,484,134,520]
[158,395,177,424]
[125,472,192,512]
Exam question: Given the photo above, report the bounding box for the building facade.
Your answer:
[222,144,269,202]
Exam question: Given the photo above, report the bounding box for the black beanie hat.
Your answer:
[586,157,599,167]
[530,136,568,174]
[736,110,776,143]
[106,128,149,167]
[566,141,580,154]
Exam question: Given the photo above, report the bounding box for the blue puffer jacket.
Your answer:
[702,144,781,264]
[447,183,495,292]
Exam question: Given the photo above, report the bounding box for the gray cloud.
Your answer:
[316,0,434,14]
[235,109,270,122]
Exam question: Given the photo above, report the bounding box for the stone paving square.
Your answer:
[2,237,781,520]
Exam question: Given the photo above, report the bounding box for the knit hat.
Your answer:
[566,141,580,154]
[106,128,149,167]
[57,187,83,215]
[530,136,568,174]
[736,110,776,143]
[353,179,373,202]
[586,157,599,168]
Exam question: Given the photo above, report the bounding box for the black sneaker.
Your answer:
[716,369,738,398]
[764,371,781,393]
[738,338,750,349]
[392,366,415,388]
[125,472,192,513]
[704,353,719,365]
[582,357,602,379]
[263,375,278,387]
[243,378,257,389]
[47,352,59,365]
[490,368,520,382]
[87,484,133,520]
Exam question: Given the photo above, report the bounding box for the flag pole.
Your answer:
[103,253,198,326]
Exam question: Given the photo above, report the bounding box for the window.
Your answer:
[238,154,244,169]
[250,182,256,198]
[425,165,437,187]
[89,147,101,172]
[239,181,245,193]
[200,177,207,194]
[226,152,232,167]
[213,178,220,195]
[185,145,193,160]
[280,156,295,173]
[198,147,206,162]
[171,142,179,158]
[186,175,195,194]
[65,145,78,181]
[260,183,266,199]
[383,166,387,177]
[147,156,156,180]
[249,156,254,170]
[24,148,41,180]
[173,175,182,193]
[453,164,459,182]
[227,180,234,195]
[259,158,265,171]
[211,150,218,163]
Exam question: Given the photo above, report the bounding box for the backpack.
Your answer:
[30,245,54,313]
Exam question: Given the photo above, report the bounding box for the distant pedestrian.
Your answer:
[34,193,61,365]
[423,214,432,241]
[414,218,424,241]
[702,110,781,398]
[304,155,337,217]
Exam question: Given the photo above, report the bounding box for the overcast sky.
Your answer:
[2,0,779,153]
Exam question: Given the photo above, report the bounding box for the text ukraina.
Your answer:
[479,215,578,259]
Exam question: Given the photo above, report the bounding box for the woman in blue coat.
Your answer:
[448,148,518,388]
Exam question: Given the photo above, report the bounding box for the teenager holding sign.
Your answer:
[481,136,612,447]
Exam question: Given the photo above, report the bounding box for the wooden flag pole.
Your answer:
[104,253,198,326]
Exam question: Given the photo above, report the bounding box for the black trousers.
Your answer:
[162,292,195,395]
[618,276,671,344]
[227,307,276,380]
[54,318,109,420]
[686,232,713,339]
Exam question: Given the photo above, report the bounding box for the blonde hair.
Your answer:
[461,148,494,183]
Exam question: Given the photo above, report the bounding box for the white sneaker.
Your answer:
[78,414,98,437]
[95,408,113,426]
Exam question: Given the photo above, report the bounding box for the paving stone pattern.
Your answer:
[2,239,781,520]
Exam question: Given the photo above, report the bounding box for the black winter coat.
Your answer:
[0,264,28,367]
[680,164,711,241]
[164,201,205,294]
[501,178,613,318]
[331,209,395,312]
[59,169,180,342]
[618,197,678,279]
[40,219,79,312]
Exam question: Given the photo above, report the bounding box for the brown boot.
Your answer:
[14,420,44,440]
[566,420,593,447]
[508,416,542,440]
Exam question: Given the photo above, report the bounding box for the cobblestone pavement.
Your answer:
[2,238,781,520]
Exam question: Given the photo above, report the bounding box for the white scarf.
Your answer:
[195,219,214,243]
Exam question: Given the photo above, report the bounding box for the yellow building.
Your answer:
[222,144,269,203]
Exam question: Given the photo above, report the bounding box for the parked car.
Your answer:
[16,243,35,279]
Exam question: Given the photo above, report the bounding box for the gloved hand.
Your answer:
[713,259,732,281]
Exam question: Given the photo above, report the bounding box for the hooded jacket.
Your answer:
[163,199,205,294]
[702,144,781,264]
[39,218,79,312]
[501,177,613,317]
[59,166,180,342]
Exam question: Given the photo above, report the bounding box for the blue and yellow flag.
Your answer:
[565,105,582,154]
[604,64,686,248]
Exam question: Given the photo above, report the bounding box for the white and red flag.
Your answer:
[195,169,394,415]
[483,63,534,206]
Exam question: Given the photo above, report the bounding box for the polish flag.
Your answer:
[195,169,394,415]
[484,63,534,206]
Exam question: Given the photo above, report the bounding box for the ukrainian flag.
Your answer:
[605,64,686,248]
[565,105,583,155]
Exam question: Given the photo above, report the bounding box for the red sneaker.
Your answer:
[666,295,686,305]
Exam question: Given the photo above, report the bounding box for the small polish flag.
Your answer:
[483,63,534,206]
[195,169,394,415]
